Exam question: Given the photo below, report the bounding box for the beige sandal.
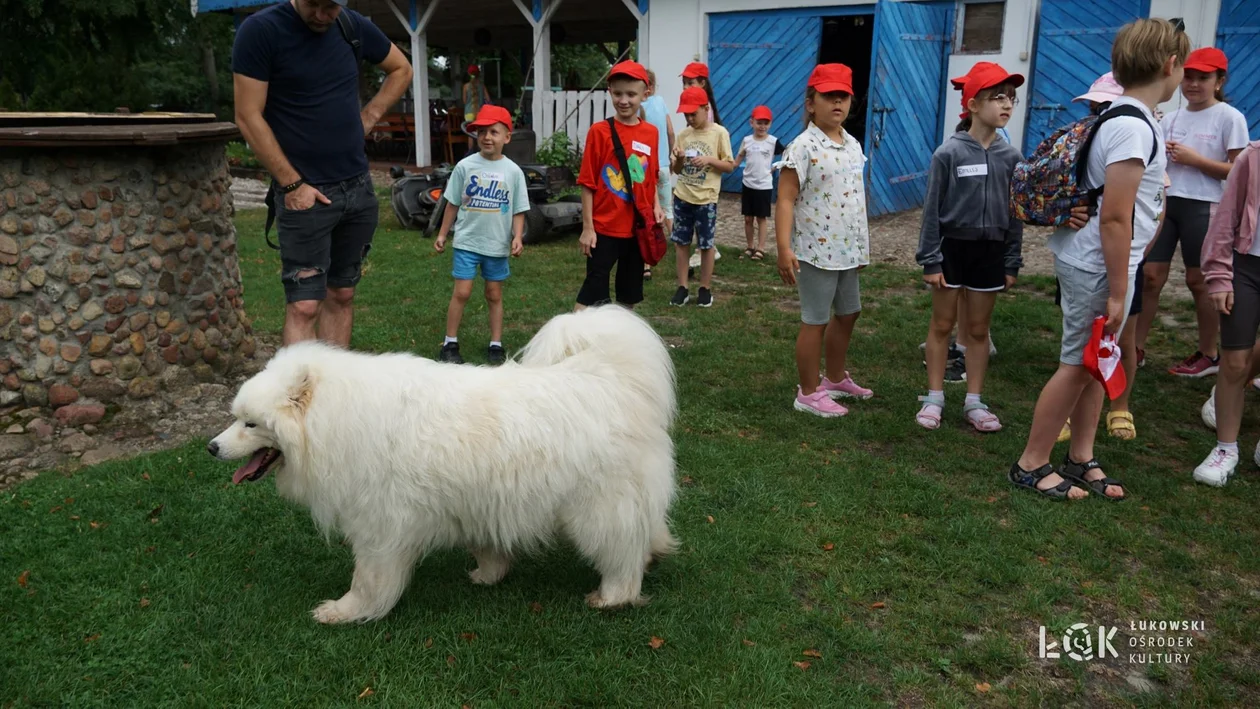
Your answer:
[1107,411,1136,440]
[1057,418,1071,443]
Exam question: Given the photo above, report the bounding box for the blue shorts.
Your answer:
[670,199,717,250]
[452,248,509,282]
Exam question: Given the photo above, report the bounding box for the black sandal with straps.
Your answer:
[1008,462,1076,500]
[1060,456,1126,502]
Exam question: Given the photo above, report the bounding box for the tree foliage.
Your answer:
[0,0,235,116]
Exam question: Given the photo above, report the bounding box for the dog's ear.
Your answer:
[286,365,314,414]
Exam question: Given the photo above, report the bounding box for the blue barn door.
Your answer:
[1023,0,1149,153]
[865,1,953,216]
[709,11,823,192]
[1217,0,1260,139]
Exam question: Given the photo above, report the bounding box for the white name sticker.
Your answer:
[632,141,652,156]
[956,164,989,178]
[481,171,505,182]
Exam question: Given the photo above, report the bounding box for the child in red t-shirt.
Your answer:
[575,61,663,309]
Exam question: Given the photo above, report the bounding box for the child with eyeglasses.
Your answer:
[914,62,1025,433]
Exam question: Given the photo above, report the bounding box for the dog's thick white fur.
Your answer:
[208,305,679,624]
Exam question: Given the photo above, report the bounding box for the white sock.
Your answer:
[489,341,502,348]
[1217,441,1239,453]
[965,393,982,407]
[444,336,457,345]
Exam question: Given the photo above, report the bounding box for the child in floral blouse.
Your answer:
[774,63,873,418]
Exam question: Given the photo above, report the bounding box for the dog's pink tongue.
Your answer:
[232,450,267,485]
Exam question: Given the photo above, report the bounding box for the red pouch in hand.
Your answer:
[1083,315,1127,400]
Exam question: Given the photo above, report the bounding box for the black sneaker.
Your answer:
[697,287,713,308]
[438,342,464,364]
[947,343,964,361]
[487,344,506,366]
[944,355,967,383]
[670,286,690,306]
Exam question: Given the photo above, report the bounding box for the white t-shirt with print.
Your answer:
[1161,102,1250,203]
[779,123,869,271]
[740,134,778,190]
[1049,97,1166,276]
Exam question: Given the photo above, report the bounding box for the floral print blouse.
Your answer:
[779,122,870,270]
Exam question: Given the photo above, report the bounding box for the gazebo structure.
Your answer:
[195,0,650,166]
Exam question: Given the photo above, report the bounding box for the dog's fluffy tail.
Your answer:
[518,305,677,430]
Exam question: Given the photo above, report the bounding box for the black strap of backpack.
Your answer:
[1075,104,1159,208]
[336,11,362,65]
[606,118,645,228]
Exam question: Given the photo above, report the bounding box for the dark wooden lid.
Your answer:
[0,113,239,147]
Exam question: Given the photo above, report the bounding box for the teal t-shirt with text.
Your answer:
[443,153,531,257]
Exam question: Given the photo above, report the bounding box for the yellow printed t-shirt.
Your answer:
[673,124,734,206]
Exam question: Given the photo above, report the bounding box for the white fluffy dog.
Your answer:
[207,305,679,624]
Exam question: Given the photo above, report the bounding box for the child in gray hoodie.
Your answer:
[915,62,1025,433]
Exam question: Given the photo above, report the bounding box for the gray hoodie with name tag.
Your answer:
[915,131,1024,276]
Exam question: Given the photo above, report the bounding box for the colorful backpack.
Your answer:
[1010,104,1157,226]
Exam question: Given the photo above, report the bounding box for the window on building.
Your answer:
[959,2,1005,54]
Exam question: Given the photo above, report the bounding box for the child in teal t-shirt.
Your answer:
[434,105,530,365]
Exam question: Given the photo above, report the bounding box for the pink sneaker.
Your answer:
[794,387,849,418]
[1169,351,1219,378]
[821,372,873,400]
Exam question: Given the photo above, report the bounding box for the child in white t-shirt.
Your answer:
[734,105,783,261]
[1009,18,1188,502]
[1137,47,1250,377]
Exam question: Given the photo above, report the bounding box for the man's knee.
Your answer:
[287,298,321,321]
[326,286,356,307]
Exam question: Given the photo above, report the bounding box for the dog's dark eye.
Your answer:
[245,423,257,429]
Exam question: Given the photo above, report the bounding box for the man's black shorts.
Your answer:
[274,173,377,303]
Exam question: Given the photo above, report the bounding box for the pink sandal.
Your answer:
[915,394,943,430]
[964,401,1002,433]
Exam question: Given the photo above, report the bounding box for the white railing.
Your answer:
[538,90,614,147]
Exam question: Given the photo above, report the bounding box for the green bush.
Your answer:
[225,141,262,170]
[537,131,582,175]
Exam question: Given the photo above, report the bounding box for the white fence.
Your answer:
[538,90,614,148]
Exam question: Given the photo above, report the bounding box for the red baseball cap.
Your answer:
[1184,47,1228,73]
[751,105,773,121]
[808,64,854,95]
[467,105,513,131]
[609,60,649,84]
[467,64,480,76]
[951,61,1024,119]
[677,86,709,113]
[681,62,710,79]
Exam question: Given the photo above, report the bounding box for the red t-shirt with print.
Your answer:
[578,119,660,238]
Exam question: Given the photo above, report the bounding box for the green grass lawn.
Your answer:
[3,196,1259,707]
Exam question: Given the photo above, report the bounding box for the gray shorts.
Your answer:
[1055,256,1135,366]
[797,262,861,325]
[1220,251,1260,351]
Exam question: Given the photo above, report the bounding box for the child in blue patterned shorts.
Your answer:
[669,86,734,308]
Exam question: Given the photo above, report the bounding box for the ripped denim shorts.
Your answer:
[274,173,377,303]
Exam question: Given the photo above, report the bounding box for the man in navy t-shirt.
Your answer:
[233,0,411,346]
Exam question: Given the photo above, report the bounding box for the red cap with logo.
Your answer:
[951,61,1024,119]
[751,105,773,121]
[681,62,710,79]
[677,86,710,113]
[1184,47,1228,73]
[467,105,513,131]
[608,60,649,84]
[807,64,854,95]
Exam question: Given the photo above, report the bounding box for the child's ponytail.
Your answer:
[1215,70,1229,103]
[802,87,817,128]
[701,79,723,125]
[955,117,972,132]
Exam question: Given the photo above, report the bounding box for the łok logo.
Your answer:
[1040,623,1118,661]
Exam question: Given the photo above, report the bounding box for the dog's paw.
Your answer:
[585,590,648,609]
[468,566,507,586]
[311,599,354,624]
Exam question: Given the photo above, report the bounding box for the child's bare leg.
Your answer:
[757,217,768,253]
[925,287,961,391]
[445,279,474,339]
[485,280,504,343]
[675,243,691,288]
[961,290,997,395]
[1135,263,1169,351]
[1216,348,1255,443]
[699,248,715,289]
[1016,365,1092,499]
[823,312,858,381]
[744,216,754,251]
[1111,316,1139,413]
[796,323,826,394]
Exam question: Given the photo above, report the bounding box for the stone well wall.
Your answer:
[0,143,256,427]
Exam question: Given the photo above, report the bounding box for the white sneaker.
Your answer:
[1255,440,1260,469]
[1201,385,1217,430]
[1193,446,1238,487]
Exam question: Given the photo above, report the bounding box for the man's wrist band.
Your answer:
[280,178,305,193]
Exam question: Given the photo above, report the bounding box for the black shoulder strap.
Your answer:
[1075,104,1159,188]
[606,118,644,227]
[336,11,362,65]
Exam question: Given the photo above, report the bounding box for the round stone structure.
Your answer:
[0,113,255,427]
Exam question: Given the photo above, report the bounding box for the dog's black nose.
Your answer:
[206,441,219,457]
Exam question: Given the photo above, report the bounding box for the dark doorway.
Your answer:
[818,15,874,145]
